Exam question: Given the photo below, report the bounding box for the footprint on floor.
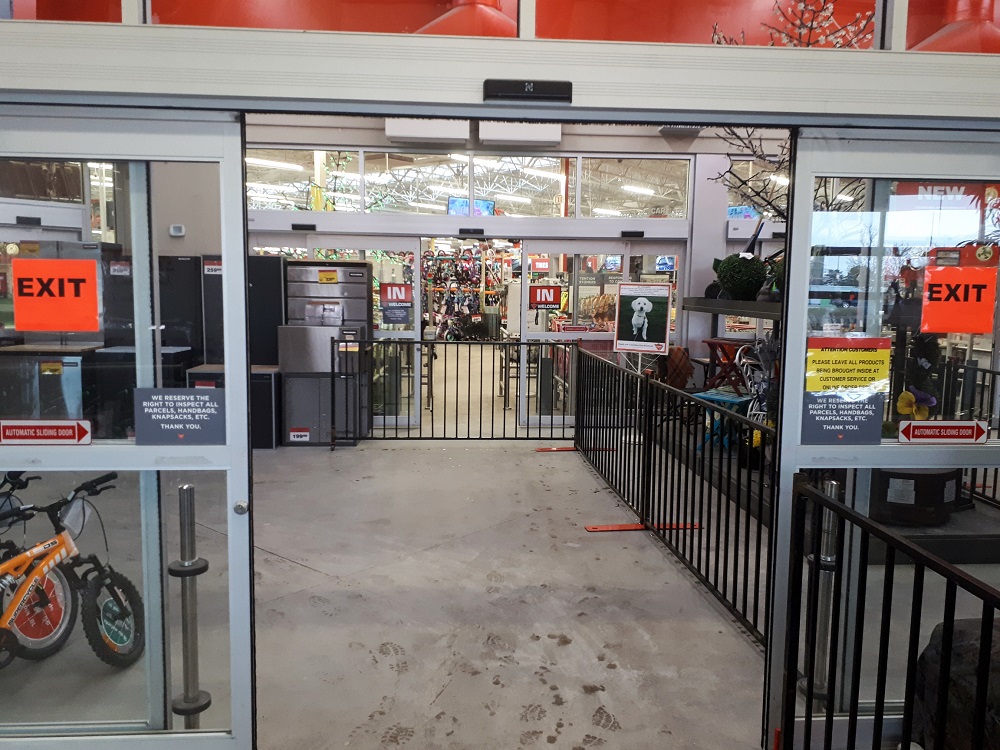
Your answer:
[378,642,409,674]
[591,706,621,732]
[380,723,414,746]
[521,704,547,722]
[347,695,394,743]
[484,633,514,652]
[484,699,500,716]
[520,730,543,746]
[581,734,606,746]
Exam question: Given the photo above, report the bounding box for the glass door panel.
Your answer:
[0,109,249,750]
[770,129,1000,744]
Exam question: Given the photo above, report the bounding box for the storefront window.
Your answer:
[364,153,468,215]
[472,155,569,218]
[804,176,1000,449]
[575,158,689,219]
[245,149,360,211]
[147,0,517,36]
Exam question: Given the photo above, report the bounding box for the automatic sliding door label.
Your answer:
[802,337,890,445]
[134,388,226,445]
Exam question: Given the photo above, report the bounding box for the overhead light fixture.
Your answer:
[430,185,469,196]
[245,157,306,171]
[770,175,790,186]
[449,154,503,169]
[593,208,623,216]
[87,162,114,169]
[523,167,565,181]
[622,185,655,195]
[494,194,531,204]
[246,182,299,193]
[834,193,858,203]
[408,202,446,211]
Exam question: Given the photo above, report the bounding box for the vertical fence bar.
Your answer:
[930,580,957,750]
[845,531,870,750]
[972,603,995,750]
[872,545,896,750]
[900,564,926,748]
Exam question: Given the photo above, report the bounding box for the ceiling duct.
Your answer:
[385,118,471,145]
[478,121,562,147]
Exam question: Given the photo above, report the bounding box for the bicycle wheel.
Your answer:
[81,569,145,668]
[4,563,78,660]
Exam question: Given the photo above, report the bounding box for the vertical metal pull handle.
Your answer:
[168,484,212,728]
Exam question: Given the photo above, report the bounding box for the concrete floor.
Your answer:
[252,442,764,750]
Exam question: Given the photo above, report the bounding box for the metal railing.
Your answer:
[780,476,1000,750]
[331,339,577,442]
[575,349,777,643]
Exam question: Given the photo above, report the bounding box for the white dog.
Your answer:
[631,297,653,340]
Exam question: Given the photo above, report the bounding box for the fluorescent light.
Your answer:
[430,185,469,196]
[449,154,503,169]
[87,162,114,169]
[494,194,532,204]
[246,182,299,193]
[835,193,858,203]
[245,157,305,171]
[408,202,446,211]
[622,185,655,196]
[593,208,623,216]
[523,167,565,181]
[770,175,790,186]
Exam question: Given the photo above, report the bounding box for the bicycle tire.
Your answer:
[4,563,78,660]
[81,569,145,668]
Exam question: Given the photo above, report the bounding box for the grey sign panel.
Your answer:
[134,388,226,445]
[801,392,883,445]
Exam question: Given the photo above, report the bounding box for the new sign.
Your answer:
[898,420,988,444]
[11,258,99,332]
[529,285,562,310]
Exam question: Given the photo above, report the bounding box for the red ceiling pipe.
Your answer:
[416,0,517,37]
[912,0,1000,52]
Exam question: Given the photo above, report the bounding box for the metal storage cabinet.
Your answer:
[282,374,332,446]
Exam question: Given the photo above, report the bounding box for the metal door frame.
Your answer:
[767,127,1000,744]
[0,105,251,750]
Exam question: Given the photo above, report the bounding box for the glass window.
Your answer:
[245,149,359,211]
[806,176,1000,445]
[364,152,467,215]
[575,158,689,219]
[471,155,569,218]
[537,0,876,47]
[148,0,517,36]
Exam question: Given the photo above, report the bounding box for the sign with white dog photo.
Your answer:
[614,283,671,353]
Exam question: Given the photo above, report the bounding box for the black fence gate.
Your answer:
[331,339,577,442]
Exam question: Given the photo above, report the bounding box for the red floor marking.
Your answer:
[585,523,699,532]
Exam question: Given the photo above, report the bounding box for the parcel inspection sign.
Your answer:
[11,258,100,332]
[802,337,890,445]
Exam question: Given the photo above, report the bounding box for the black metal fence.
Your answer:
[575,349,778,643]
[780,476,1000,750]
[331,339,576,442]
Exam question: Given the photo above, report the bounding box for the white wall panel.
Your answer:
[2,23,1000,126]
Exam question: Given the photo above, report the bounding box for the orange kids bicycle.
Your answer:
[0,471,145,669]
